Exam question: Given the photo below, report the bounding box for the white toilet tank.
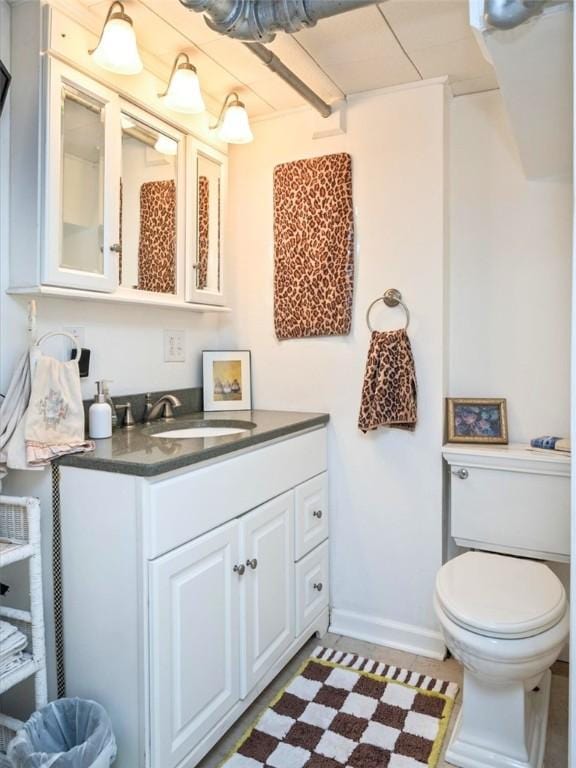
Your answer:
[443,444,570,563]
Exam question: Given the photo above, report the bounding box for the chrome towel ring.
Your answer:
[366,288,410,332]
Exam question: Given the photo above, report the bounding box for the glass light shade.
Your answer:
[91,15,143,75]
[154,134,178,156]
[161,65,205,114]
[218,102,253,144]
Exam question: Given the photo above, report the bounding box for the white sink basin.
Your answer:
[156,426,249,439]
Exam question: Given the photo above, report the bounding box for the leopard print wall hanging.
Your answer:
[273,152,354,339]
[138,179,176,294]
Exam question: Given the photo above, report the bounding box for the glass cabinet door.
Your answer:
[186,139,228,306]
[44,59,120,292]
[118,104,185,296]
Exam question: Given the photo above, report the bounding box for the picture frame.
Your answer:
[0,58,11,117]
[446,398,508,445]
[202,350,252,411]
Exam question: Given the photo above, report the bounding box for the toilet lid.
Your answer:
[436,552,567,639]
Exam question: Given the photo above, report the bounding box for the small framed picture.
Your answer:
[446,398,508,444]
[203,350,252,411]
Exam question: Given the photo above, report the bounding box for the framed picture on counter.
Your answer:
[203,350,252,411]
[446,397,508,445]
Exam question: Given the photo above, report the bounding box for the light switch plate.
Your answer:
[164,329,185,362]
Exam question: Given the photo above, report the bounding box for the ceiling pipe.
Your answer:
[484,0,546,29]
[179,0,381,42]
[243,42,332,117]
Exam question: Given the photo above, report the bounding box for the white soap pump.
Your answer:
[89,380,112,439]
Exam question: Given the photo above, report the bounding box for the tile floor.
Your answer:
[198,633,569,768]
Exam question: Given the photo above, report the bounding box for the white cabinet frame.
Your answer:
[186,138,228,307]
[44,58,120,292]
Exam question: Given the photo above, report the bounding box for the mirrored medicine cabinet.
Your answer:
[27,58,228,308]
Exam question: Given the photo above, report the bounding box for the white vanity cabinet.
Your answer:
[58,427,329,768]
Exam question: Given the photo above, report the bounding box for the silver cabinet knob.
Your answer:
[233,564,246,576]
[452,468,469,480]
[246,558,258,570]
[110,243,122,253]
[312,510,323,519]
[313,582,323,592]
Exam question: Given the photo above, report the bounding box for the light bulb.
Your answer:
[154,134,178,156]
[90,3,143,76]
[160,60,205,115]
[218,101,253,144]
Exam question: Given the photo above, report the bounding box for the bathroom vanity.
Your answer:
[56,411,329,768]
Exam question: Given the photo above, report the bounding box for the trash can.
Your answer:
[7,698,116,768]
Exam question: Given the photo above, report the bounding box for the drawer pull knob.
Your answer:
[312,510,323,519]
[313,582,323,592]
[246,558,258,570]
[452,468,469,480]
[233,564,246,576]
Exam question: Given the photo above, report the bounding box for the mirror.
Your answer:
[61,88,105,274]
[196,153,222,293]
[120,113,178,294]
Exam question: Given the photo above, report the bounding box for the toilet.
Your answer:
[439,444,571,768]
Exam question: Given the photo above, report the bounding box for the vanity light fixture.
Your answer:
[154,134,178,156]
[89,1,143,76]
[159,53,205,115]
[212,92,253,144]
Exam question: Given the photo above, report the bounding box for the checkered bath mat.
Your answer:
[222,647,459,768]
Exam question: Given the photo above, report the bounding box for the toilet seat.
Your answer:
[436,552,567,640]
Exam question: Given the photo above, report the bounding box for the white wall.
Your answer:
[449,90,572,442]
[227,81,450,657]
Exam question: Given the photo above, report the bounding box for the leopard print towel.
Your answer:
[273,153,354,339]
[358,329,417,432]
[138,180,176,294]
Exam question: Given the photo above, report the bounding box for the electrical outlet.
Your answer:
[164,329,185,363]
[63,326,85,348]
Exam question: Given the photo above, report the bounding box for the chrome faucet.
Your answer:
[143,393,182,424]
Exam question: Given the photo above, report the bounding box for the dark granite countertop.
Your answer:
[58,410,329,477]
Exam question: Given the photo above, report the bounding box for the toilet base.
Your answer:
[445,670,551,768]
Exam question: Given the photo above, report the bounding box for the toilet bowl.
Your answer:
[435,551,569,768]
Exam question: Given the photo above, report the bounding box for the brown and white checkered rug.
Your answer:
[222,647,459,768]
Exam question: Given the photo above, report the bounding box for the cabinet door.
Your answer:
[186,138,228,306]
[44,59,120,292]
[149,521,241,768]
[241,492,295,697]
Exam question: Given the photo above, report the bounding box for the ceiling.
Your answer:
[76,0,499,119]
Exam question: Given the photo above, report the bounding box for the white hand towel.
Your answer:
[25,355,94,465]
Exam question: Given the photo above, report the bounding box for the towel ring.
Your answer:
[36,331,81,360]
[366,288,410,332]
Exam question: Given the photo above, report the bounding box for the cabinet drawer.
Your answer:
[295,473,329,560]
[295,542,329,636]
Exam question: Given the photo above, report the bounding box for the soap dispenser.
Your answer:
[89,381,112,439]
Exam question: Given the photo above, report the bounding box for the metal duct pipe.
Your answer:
[484,0,546,29]
[243,42,331,117]
[179,0,381,42]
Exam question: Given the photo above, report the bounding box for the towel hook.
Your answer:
[366,288,410,332]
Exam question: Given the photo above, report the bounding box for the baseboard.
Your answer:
[329,608,446,660]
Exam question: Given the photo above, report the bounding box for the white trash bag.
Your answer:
[7,698,116,768]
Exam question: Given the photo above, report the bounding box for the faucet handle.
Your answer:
[116,401,135,428]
